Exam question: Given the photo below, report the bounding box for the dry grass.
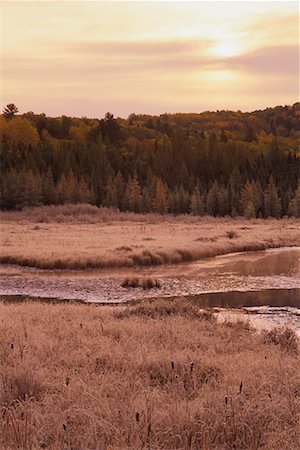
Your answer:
[0,298,299,449]
[121,277,161,290]
[262,327,299,354]
[0,205,299,270]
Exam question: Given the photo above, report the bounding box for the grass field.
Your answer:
[0,298,299,449]
[1,205,299,269]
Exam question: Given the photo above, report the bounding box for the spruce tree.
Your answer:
[264,176,281,217]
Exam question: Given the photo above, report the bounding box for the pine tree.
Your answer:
[217,185,229,216]
[42,167,56,204]
[125,177,142,212]
[240,180,257,217]
[264,176,281,217]
[0,169,22,209]
[78,178,95,204]
[228,167,242,215]
[114,171,125,210]
[152,179,169,214]
[206,182,219,216]
[3,103,18,120]
[56,175,68,204]
[21,170,42,207]
[190,187,204,215]
[288,183,300,217]
[141,186,151,213]
[244,201,256,219]
[65,171,79,203]
[104,178,118,208]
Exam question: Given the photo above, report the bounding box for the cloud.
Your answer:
[63,39,211,57]
[221,45,299,76]
[4,38,298,84]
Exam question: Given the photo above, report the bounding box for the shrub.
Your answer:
[226,230,239,239]
[262,327,298,354]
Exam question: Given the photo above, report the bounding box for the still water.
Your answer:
[0,247,299,333]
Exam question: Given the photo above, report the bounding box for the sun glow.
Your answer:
[205,70,238,81]
[210,41,242,58]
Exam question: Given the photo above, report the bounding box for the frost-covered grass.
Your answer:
[1,297,299,449]
[1,204,299,270]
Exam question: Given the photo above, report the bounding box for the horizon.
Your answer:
[5,101,299,120]
[2,1,299,117]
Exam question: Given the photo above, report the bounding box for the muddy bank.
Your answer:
[0,247,299,303]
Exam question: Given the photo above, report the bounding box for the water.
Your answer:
[0,247,299,333]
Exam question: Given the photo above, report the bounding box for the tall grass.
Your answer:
[1,298,299,449]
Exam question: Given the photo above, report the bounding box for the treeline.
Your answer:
[1,104,300,217]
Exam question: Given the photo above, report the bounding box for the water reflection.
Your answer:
[185,288,300,308]
[220,248,299,277]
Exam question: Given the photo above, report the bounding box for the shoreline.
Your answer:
[1,241,299,271]
[1,286,299,306]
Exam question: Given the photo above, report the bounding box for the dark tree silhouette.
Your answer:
[3,103,18,120]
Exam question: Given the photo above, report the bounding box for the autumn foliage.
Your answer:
[1,103,300,216]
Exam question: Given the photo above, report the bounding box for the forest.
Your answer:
[1,103,300,217]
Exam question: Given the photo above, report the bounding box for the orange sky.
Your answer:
[2,1,299,118]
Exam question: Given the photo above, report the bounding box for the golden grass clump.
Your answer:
[115,297,213,320]
[0,298,299,449]
[121,277,161,290]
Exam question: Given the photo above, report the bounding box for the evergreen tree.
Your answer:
[264,176,281,218]
[190,187,204,215]
[206,182,219,216]
[42,167,56,204]
[3,103,18,120]
[288,183,300,217]
[104,178,118,208]
[114,171,125,210]
[152,179,169,214]
[125,177,142,212]
[78,178,95,204]
[240,180,256,217]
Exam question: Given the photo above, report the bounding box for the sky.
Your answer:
[1,1,299,118]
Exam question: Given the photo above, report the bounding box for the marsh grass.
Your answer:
[1,205,299,270]
[262,327,299,354]
[0,298,299,449]
[121,277,161,289]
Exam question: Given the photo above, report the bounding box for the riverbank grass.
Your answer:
[1,298,299,449]
[1,205,299,269]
